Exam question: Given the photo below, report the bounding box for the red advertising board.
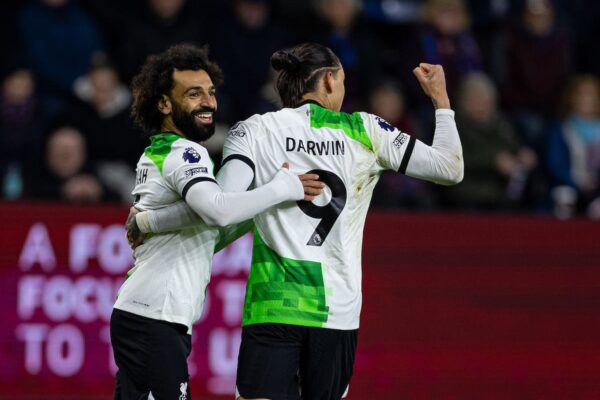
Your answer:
[1,202,600,399]
[0,202,250,399]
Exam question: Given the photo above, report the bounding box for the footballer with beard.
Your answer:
[109,44,324,400]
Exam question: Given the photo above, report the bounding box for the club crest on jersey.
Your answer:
[179,382,188,400]
[182,147,201,163]
[375,116,395,132]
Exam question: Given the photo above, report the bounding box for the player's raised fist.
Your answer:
[412,63,450,109]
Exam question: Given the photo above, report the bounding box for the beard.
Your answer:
[171,101,216,143]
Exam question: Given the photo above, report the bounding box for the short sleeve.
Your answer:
[162,140,217,199]
[221,120,257,173]
[361,112,416,173]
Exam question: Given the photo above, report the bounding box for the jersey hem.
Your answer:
[113,304,193,334]
[242,317,359,330]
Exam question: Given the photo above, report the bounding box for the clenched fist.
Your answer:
[412,63,451,109]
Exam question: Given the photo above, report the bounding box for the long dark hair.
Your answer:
[130,44,223,133]
[271,43,341,108]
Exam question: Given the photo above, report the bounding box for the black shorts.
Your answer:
[236,323,358,400]
[110,308,192,400]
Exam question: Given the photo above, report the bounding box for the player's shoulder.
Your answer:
[358,112,406,144]
[144,132,204,154]
[261,106,308,129]
[226,110,283,144]
[358,112,399,133]
[308,104,368,133]
[227,113,263,138]
[162,136,210,172]
[169,135,206,151]
[305,105,377,151]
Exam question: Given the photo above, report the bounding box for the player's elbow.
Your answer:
[445,168,464,185]
[437,156,464,186]
[190,203,232,227]
[447,159,464,185]
[202,209,232,227]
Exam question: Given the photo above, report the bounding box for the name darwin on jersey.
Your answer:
[286,137,345,156]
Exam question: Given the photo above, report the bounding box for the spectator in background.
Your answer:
[0,68,44,199]
[547,75,600,219]
[391,0,482,131]
[114,0,214,83]
[445,72,538,211]
[28,126,118,203]
[420,0,483,97]
[312,0,383,110]
[61,54,142,202]
[18,0,105,116]
[213,0,287,123]
[368,80,418,135]
[79,0,145,66]
[500,0,571,150]
[464,0,513,74]
[361,0,423,24]
[368,80,438,209]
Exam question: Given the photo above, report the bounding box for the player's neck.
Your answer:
[301,94,329,110]
[160,118,184,137]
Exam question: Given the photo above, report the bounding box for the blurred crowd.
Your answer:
[1,0,600,219]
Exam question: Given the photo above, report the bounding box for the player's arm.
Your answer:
[132,152,256,238]
[407,63,463,185]
[181,162,320,227]
[128,130,258,243]
[371,63,463,185]
[404,109,463,185]
[132,129,323,234]
[128,160,256,249]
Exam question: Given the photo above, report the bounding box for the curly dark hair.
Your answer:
[130,44,224,133]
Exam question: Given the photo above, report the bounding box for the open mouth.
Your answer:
[194,112,213,125]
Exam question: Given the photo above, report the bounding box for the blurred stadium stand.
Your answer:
[1,0,600,217]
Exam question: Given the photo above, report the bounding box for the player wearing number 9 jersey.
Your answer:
[134,43,463,399]
[225,101,422,329]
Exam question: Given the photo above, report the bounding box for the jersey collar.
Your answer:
[295,99,325,109]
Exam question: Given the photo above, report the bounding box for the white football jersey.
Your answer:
[114,132,221,334]
[223,102,417,330]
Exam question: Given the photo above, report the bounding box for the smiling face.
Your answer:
[162,69,217,142]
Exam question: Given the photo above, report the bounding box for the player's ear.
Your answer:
[323,71,335,94]
[158,95,172,115]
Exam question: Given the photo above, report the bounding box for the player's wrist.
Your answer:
[270,168,304,201]
[431,94,450,110]
[135,211,152,233]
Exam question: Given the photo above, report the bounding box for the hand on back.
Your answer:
[282,162,325,202]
